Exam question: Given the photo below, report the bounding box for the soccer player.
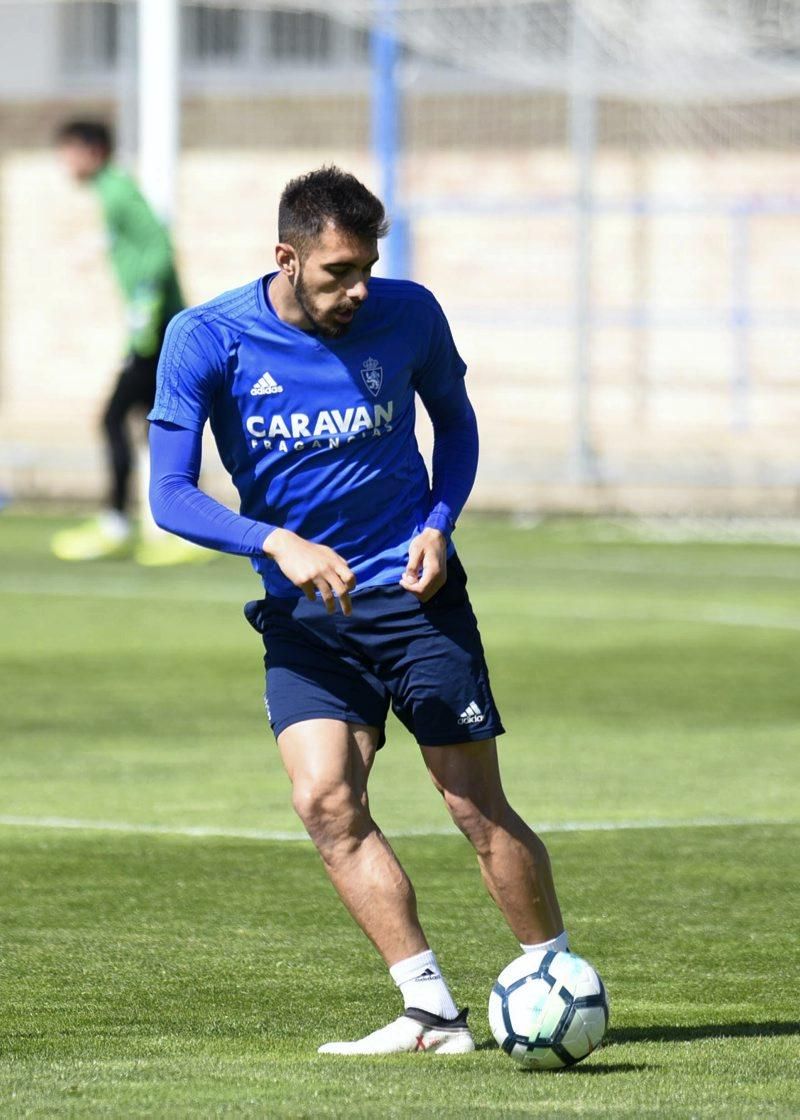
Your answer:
[148,167,568,1054]
[52,119,196,565]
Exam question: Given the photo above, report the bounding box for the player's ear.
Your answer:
[275,243,298,278]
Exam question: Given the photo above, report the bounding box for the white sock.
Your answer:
[520,931,570,955]
[389,948,459,1020]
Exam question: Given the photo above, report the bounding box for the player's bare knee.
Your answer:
[442,792,494,850]
[291,780,348,827]
[292,780,364,845]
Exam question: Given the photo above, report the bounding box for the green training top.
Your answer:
[93,164,184,357]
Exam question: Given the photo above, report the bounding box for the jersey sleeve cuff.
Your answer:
[241,519,277,557]
[424,507,455,539]
[147,408,205,433]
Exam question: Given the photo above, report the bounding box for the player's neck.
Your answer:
[268,272,314,333]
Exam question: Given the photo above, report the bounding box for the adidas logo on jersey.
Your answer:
[251,372,283,396]
[458,701,485,726]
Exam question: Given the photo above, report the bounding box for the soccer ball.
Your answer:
[489,950,609,1070]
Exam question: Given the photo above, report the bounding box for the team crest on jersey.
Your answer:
[361,357,383,397]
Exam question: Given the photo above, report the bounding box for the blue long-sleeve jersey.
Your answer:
[148,274,478,596]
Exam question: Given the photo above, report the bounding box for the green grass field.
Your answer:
[2,512,798,1118]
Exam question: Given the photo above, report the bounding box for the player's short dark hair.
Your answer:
[278,166,389,255]
[55,119,114,156]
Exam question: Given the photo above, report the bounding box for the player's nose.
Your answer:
[348,279,369,302]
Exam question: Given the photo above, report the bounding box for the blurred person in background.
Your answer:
[52,118,203,565]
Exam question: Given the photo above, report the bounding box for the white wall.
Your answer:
[0,3,61,100]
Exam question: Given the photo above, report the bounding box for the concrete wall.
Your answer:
[0,4,61,100]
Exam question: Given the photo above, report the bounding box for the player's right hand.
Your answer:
[262,528,356,616]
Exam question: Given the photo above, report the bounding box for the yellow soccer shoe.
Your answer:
[134,536,217,567]
[51,513,132,561]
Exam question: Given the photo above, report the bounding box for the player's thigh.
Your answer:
[278,719,381,807]
[381,558,505,747]
[419,738,507,819]
[105,353,159,421]
[245,595,391,746]
[125,351,160,410]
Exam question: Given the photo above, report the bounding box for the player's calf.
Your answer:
[423,743,565,944]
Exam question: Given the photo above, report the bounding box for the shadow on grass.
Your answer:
[607,1020,799,1046]
[475,1020,798,1069]
[554,1061,650,1075]
[476,1040,648,1074]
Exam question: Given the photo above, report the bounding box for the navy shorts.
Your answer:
[244,555,505,747]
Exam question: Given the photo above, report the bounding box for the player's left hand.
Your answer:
[400,528,447,602]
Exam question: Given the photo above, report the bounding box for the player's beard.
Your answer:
[293,268,358,339]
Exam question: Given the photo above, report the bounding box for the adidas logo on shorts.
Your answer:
[251,372,283,396]
[458,701,485,726]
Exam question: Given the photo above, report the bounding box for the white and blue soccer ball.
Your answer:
[489,949,609,1070]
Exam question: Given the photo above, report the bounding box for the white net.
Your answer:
[1,0,800,512]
